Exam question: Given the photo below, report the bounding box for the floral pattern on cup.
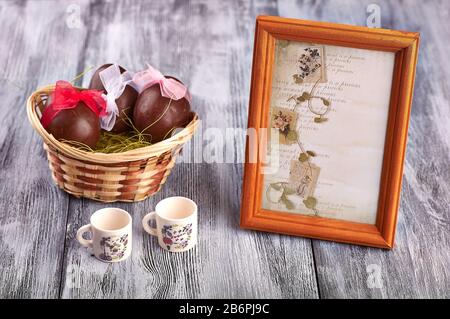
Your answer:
[99,234,129,261]
[161,223,193,251]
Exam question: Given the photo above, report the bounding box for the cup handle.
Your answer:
[142,212,157,236]
[76,224,93,248]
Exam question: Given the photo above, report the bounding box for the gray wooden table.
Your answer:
[0,0,448,299]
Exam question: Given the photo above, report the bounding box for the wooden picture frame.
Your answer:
[240,16,419,249]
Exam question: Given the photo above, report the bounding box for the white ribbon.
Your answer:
[99,64,136,131]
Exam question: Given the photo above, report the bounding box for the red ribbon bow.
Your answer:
[40,80,107,128]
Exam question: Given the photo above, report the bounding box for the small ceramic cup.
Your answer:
[142,196,197,252]
[76,208,132,262]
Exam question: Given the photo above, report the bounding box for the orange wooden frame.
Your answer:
[240,16,419,249]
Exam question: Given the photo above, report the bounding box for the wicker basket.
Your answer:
[27,84,199,202]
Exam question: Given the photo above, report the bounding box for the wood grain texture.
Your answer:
[0,0,448,299]
[59,0,317,299]
[278,0,450,299]
[0,0,90,298]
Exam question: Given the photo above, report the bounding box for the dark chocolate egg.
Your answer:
[89,64,137,133]
[47,101,101,149]
[133,77,192,143]
[88,63,126,93]
[110,85,138,133]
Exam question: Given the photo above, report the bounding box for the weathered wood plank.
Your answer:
[279,0,450,298]
[60,0,318,299]
[0,0,90,298]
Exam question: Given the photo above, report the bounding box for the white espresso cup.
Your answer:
[142,197,197,252]
[76,208,132,262]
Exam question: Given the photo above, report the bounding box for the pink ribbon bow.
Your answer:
[132,64,191,103]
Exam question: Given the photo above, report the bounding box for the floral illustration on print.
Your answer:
[293,47,323,84]
[161,223,193,251]
[270,107,298,145]
[273,111,293,136]
[99,234,129,261]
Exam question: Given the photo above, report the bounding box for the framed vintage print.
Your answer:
[240,16,419,248]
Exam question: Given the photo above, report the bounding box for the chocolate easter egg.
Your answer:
[88,63,126,93]
[133,77,192,143]
[110,85,138,133]
[89,64,137,133]
[47,101,101,149]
